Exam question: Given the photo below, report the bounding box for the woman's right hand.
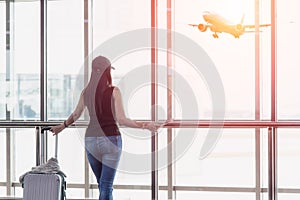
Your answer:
[143,122,163,132]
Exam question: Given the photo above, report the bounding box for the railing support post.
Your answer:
[268,127,277,200]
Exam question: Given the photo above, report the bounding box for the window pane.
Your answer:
[278,194,300,200]
[176,191,255,200]
[278,129,300,188]
[261,128,269,189]
[92,0,151,120]
[260,0,272,120]
[0,75,5,120]
[92,0,150,46]
[0,129,6,182]
[91,189,152,199]
[173,55,213,120]
[48,128,85,184]
[11,2,40,120]
[277,0,300,119]
[3,1,297,199]
[0,188,6,197]
[14,187,23,198]
[0,2,5,120]
[47,0,84,119]
[14,128,36,183]
[158,129,169,186]
[106,189,151,200]
[112,51,151,120]
[64,188,85,199]
[114,128,151,185]
[175,129,255,187]
[174,0,257,119]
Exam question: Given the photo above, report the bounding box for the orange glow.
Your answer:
[216,0,253,24]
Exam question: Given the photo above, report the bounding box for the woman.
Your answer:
[50,56,158,200]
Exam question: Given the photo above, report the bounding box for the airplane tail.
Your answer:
[240,13,245,25]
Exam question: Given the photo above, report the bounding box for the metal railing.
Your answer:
[1,120,300,128]
[1,120,300,199]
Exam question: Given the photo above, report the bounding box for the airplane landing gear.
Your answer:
[213,33,219,38]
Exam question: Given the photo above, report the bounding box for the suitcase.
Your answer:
[23,173,64,200]
[23,127,66,200]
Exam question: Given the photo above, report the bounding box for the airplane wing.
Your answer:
[188,24,198,27]
[188,23,211,32]
[244,24,271,29]
[244,30,262,33]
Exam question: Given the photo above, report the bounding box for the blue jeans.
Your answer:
[85,135,122,200]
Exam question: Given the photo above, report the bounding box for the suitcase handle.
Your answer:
[41,126,51,133]
[37,126,59,165]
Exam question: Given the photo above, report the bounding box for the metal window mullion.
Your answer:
[255,128,261,200]
[270,0,277,119]
[269,0,277,199]
[268,127,277,200]
[167,0,173,199]
[35,127,41,166]
[151,0,158,199]
[84,0,90,198]
[6,129,12,196]
[40,0,48,166]
[40,0,47,122]
[255,0,261,199]
[5,0,13,196]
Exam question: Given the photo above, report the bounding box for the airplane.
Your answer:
[189,11,271,38]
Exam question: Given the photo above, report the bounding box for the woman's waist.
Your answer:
[86,124,120,137]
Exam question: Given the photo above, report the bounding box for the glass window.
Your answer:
[159,191,169,200]
[92,0,151,46]
[261,129,269,189]
[112,52,152,120]
[48,128,85,184]
[114,127,151,185]
[0,188,7,197]
[176,191,255,200]
[278,129,300,188]
[278,194,300,200]
[64,188,85,199]
[175,129,255,187]
[11,2,40,120]
[0,129,6,182]
[0,2,5,120]
[107,190,151,200]
[14,186,23,198]
[47,0,84,119]
[88,0,153,192]
[2,0,297,199]
[260,0,272,120]
[174,0,258,120]
[158,129,169,186]
[92,0,151,121]
[277,0,300,119]
[0,75,4,120]
[173,55,213,120]
[14,128,36,183]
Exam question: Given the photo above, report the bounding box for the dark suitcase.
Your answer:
[23,127,66,200]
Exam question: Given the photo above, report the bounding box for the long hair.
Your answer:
[95,67,112,114]
[84,65,112,119]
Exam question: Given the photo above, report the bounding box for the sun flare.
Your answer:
[208,0,255,24]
